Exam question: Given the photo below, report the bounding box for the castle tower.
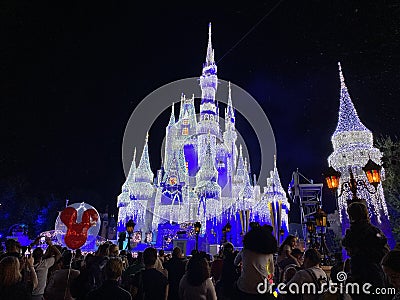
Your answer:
[253,155,290,241]
[197,23,219,166]
[223,82,238,184]
[327,63,393,246]
[117,148,136,208]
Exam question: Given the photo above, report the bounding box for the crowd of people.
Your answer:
[0,202,399,300]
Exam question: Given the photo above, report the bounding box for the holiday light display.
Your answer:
[117,24,289,246]
[327,63,393,245]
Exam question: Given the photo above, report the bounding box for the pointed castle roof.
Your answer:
[202,22,217,77]
[168,103,175,126]
[270,156,289,207]
[206,22,215,66]
[235,145,245,179]
[135,133,154,183]
[225,81,235,124]
[333,62,369,135]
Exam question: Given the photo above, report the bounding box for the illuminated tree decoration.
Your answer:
[327,63,393,246]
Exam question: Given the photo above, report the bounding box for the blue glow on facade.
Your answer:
[117,25,290,248]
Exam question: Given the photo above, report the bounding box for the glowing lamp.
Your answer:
[225,223,231,233]
[314,208,327,228]
[362,159,382,189]
[194,221,202,234]
[126,219,136,234]
[323,166,341,190]
[306,221,315,234]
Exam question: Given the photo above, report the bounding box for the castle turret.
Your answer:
[135,133,154,184]
[117,148,137,208]
[224,82,238,180]
[196,134,221,200]
[197,23,219,167]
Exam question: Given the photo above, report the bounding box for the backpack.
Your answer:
[304,269,336,300]
[129,270,145,300]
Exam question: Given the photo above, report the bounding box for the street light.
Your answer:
[323,159,382,202]
[306,220,316,247]
[194,221,201,251]
[314,208,327,228]
[314,208,330,265]
[279,228,285,244]
[126,219,136,251]
[222,222,231,244]
[362,159,382,189]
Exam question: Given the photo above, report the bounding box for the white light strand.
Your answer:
[329,64,389,225]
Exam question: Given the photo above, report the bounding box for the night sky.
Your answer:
[2,1,400,218]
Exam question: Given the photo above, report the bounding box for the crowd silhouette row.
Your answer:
[0,202,400,300]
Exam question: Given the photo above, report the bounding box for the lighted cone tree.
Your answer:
[327,63,394,247]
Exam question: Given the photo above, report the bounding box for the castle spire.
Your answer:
[178,93,184,121]
[228,81,233,107]
[334,62,369,134]
[168,103,175,126]
[226,81,235,126]
[236,144,245,177]
[122,147,137,193]
[129,147,137,176]
[338,62,345,89]
[206,22,214,65]
[136,133,153,183]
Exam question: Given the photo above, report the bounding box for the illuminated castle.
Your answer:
[117,24,289,245]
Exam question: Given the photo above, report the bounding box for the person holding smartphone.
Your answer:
[0,255,37,300]
[31,237,61,300]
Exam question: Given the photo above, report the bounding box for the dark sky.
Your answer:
[2,1,400,216]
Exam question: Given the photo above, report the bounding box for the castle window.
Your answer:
[182,128,188,135]
[183,119,189,125]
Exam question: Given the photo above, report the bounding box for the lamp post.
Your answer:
[279,228,285,245]
[126,219,135,251]
[323,159,382,203]
[314,207,330,265]
[222,222,231,244]
[194,221,201,251]
[306,220,316,248]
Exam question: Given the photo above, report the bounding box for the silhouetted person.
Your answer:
[179,254,217,300]
[164,247,187,300]
[86,258,131,300]
[342,202,390,300]
[381,248,400,299]
[233,226,277,299]
[130,247,168,300]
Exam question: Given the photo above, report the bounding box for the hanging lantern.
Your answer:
[306,221,315,234]
[194,221,202,234]
[126,219,136,234]
[362,159,382,189]
[323,166,341,190]
[225,222,231,233]
[314,208,327,227]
